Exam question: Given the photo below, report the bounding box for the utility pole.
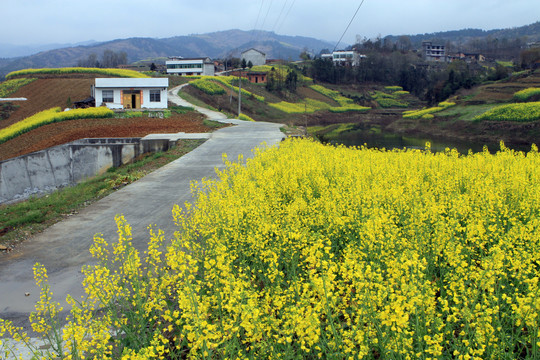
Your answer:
[238,69,242,117]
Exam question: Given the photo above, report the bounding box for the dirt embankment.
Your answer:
[0,113,210,161]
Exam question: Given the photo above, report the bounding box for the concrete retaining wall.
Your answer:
[0,138,171,204]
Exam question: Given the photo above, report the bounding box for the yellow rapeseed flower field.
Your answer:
[0,107,114,144]
[2,139,540,359]
[6,68,149,79]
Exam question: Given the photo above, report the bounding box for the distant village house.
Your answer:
[246,71,268,84]
[241,48,267,66]
[93,78,169,110]
[448,52,486,63]
[422,41,447,62]
[321,50,365,66]
[166,57,215,76]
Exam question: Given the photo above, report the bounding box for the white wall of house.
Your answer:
[166,57,215,76]
[241,49,266,66]
[94,78,168,109]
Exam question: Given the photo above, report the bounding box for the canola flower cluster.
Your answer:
[189,76,266,102]
[6,68,149,80]
[237,113,255,122]
[250,65,313,82]
[513,88,540,102]
[309,84,370,113]
[2,139,540,359]
[189,79,226,95]
[371,90,408,109]
[0,78,36,98]
[269,98,331,114]
[403,101,456,119]
[383,86,410,96]
[0,107,114,144]
[473,102,540,122]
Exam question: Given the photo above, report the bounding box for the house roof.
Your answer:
[95,78,169,88]
[242,48,266,56]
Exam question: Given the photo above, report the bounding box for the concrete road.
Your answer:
[0,85,285,330]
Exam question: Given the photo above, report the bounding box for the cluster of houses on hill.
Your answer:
[422,41,489,63]
[89,39,503,111]
[91,48,269,110]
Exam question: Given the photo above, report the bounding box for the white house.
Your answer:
[320,50,365,66]
[93,78,169,110]
[241,48,266,66]
[166,57,215,76]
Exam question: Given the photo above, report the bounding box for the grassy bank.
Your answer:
[0,139,205,249]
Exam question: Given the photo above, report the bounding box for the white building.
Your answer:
[321,50,365,66]
[241,48,266,66]
[166,57,215,76]
[93,78,169,110]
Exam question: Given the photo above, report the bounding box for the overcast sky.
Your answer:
[2,0,538,46]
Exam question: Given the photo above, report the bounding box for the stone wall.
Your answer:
[0,138,170,204]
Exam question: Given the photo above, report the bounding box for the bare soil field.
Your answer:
[0,113,210,161]
[2,78,95,126]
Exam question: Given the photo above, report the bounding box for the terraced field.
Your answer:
[0,75,212,161]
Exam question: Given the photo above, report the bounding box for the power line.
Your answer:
[276,0,296,34]
[272,0,289,32]
[333,0,366,52]
[251,0,266,42]
[259,0,274,33]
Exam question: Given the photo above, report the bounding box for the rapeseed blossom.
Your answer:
[2,139,540,359]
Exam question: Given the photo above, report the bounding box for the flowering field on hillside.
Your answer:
[2,139,540,359]
[0,107,114,144]
[403,101,456,119]
[513,87,540,102]
[0,78,36,98]
[474,102,540,122]
[6,68,149,79]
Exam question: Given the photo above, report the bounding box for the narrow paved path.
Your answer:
[0,84,284,331]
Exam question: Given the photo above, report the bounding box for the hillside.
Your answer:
[0,30,335,79]
[178,67,540,150]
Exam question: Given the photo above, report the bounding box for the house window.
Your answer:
[150,90,161,102]
[102,90,113,103]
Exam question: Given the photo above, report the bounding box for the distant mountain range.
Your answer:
[0,40,99,58]
[384,21,540,48]
[1,22,539,79]
[0,30,335,78]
